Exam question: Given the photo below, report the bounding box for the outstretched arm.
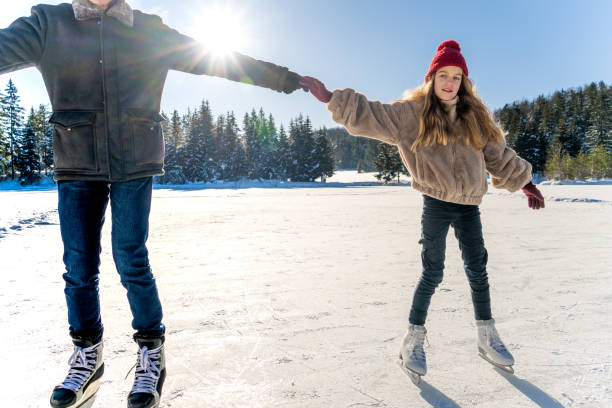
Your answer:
[483,137,544,210]
[157,22,303,94]
[0,7,47,74]
[300,76,416,145]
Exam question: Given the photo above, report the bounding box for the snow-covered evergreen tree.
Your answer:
[244,111,265,179]
[313,127,334,182]
[374,142,407,183]
[16,111,40,184]
[273,124,291,181]
[288,115,318,181]
[182,100,215,182]
[0,79,25,179]
[32,105,53,176]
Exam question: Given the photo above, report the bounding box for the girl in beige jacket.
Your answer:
[300,40,545,383]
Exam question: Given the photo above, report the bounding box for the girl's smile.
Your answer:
[434,66,463,101]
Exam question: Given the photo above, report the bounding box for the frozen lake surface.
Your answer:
[1,171,611,407]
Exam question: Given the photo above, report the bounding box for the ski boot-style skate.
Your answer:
[50,336,104,408]
[127,333,166,408]
[476,318,515,374]
[397,324,427,385]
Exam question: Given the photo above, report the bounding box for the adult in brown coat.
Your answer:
[300,40,545,383]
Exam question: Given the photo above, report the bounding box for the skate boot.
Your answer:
[398,324,427,385]
[127,333,166,408]
[476,318,515,373]
[50,336,104,408]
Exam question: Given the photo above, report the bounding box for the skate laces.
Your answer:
[59,343,100,392]
[127,345,162,394]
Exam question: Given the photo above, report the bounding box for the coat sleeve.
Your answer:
[153,21,293,94]
[482,136,532,192]
[0,6,47,74]
[326,88,416,145]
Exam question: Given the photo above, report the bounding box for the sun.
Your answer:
[192,6,247,56]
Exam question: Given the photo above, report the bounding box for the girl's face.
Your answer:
[433,66,463,101]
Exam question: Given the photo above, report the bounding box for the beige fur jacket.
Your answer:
[327,89,532,205]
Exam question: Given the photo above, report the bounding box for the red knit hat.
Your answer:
[425,40,468,82]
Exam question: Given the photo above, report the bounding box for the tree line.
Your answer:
[158,102,334,184]
[0,79,334,185]
[496,81,612,180]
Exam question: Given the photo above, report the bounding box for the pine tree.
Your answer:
[182,100,215,182]
[313,127,335,182]
[0,79,25,179]
[16,111,40,184]
[0,126,10,181]
[288,115,318,181]
[260,111,277,179]
[244,111,265,179]
[158,110,185,184]
[225,112,246,180]
[273,124,291,181]
[33,105,53,176]
[214,113,245,180]
[168,110,184,148]
[374,142,407,183]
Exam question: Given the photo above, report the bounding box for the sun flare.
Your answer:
[192,6,247,56]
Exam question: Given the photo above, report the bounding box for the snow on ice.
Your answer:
[1,171,611,407]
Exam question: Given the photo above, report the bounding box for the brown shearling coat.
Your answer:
[327,88,532,205]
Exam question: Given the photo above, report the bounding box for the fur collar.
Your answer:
[72,0,134,27]
[441,96,458,123]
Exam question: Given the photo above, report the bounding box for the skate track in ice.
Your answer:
[1,171,611,407]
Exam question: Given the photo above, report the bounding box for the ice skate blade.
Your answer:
[75,377,100,408]
[397,354,422,385]
[127,397,160,408]
[478,350,514,374]
[52,378,100,408]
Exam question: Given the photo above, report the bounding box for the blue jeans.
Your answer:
[409,195,492,326]
[58,177,164,341]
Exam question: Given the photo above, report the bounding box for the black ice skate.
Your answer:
[127,334,166,408]
[50,337,104,408]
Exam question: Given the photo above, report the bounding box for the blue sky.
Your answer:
[1,0,611,129]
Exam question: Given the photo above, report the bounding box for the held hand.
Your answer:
[299,76,333,103]
[521,182,545,210]
[281,71,308,94]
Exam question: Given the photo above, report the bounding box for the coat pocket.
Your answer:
[128,111,165,167]
[49,111,98,172]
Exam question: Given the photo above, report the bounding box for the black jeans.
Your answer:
[409,195,492,326]
[58,177,164,341]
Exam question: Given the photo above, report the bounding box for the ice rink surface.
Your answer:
[2,171,611,407]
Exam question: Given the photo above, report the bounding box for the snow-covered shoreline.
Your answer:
[1,171,611,407]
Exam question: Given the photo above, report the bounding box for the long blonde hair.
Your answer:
[403,76,505,152]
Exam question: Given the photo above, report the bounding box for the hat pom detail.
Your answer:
[437,40,461,52]
[425,40,468,82]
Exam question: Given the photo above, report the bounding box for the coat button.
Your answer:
[99,60,103,64]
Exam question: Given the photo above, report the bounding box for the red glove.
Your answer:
[299,76,333,103]
[521,182,545,210]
